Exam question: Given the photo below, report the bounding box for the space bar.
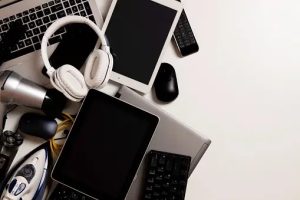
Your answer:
[3,46,35,63]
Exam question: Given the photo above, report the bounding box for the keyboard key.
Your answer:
[49,36,61,44]
[55,0,61,3]
[17,41,25,48]
[34,43,41,50]
[72,6,78,12]
[23,16,29,23]
[63,1,70,8]
[33,28,40,35]
[159,155,166,165]
[40,25,47,32]
[24,39,32,46]
[29,8,35,13]
[166,160,173,171]
[49,0,55,6]
[70,0,75,5]
[50,14,57,21]
[25,30,33,38]
[2,24,8,31]
[35,6,42,11]
[80,10,86,16]
[84,2,92,15]
[42,3,48,8]
[42,16,50,23]
[28,22,35,29]
[36,19,43,26]
[0,20,3,25]
[51,3,63,12]
[66,8,72,15]
[16,13,22,18]
[23,10,29,16]
[89,15,95,22]
[32,36,39,43]
[44,8,51,15]
[56,27,65,34]
[3,18,9,23]
[9,16,16,21]
[78,4,84,10]
[37,11,44,18]
[38,34,44,41]
[57,10,66,18]
[30,13,37,20]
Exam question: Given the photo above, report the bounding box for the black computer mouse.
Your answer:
[154,63,179,102]
[18,113,57,140]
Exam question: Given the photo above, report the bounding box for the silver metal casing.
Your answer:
[0,70,46,109]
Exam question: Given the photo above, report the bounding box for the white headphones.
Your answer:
[41,16,113,102]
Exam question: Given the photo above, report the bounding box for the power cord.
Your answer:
[50,113,74,158]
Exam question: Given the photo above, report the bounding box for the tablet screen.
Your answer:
[52,90,158,200]
[105,0,177,84]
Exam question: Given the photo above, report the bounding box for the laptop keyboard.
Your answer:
[0,0,96,63]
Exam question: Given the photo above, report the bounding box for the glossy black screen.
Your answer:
[52,90,158,200]
[105,0,177,84]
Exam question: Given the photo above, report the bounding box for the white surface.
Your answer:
[153,0,300,199]
[4,0,300,199]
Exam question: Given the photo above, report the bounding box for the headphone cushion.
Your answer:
[56,64,88,99]
[84,49,110,88]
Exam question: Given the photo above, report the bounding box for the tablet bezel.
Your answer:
[102,0,183,94]
[51,89,159,200]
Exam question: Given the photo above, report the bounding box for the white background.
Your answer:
[153,0,300,199]
[5,0,300,199]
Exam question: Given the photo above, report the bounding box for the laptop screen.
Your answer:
[52,90,159,200]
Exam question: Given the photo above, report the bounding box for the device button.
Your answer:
[14,183,26,196]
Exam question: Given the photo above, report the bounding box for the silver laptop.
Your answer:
[116,86,211,200]
[0,0,103,84]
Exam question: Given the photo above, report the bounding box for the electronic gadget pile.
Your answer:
[0,0,208,199]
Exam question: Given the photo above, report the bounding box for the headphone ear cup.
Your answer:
[56,64,88,99]
[84,49,110,88]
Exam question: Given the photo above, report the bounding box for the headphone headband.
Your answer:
[41,16,109,76]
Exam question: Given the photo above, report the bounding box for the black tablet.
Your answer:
[52,90,159,200]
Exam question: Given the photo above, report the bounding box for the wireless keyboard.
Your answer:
[0,0,95,63]
[143,150,191,200]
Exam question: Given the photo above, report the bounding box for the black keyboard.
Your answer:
[143,150,191,200]
[49,183,93,200]
[0,0,96,63]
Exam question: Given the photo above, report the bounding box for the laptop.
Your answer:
[0,0,103,84]
[116,86,211,199]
